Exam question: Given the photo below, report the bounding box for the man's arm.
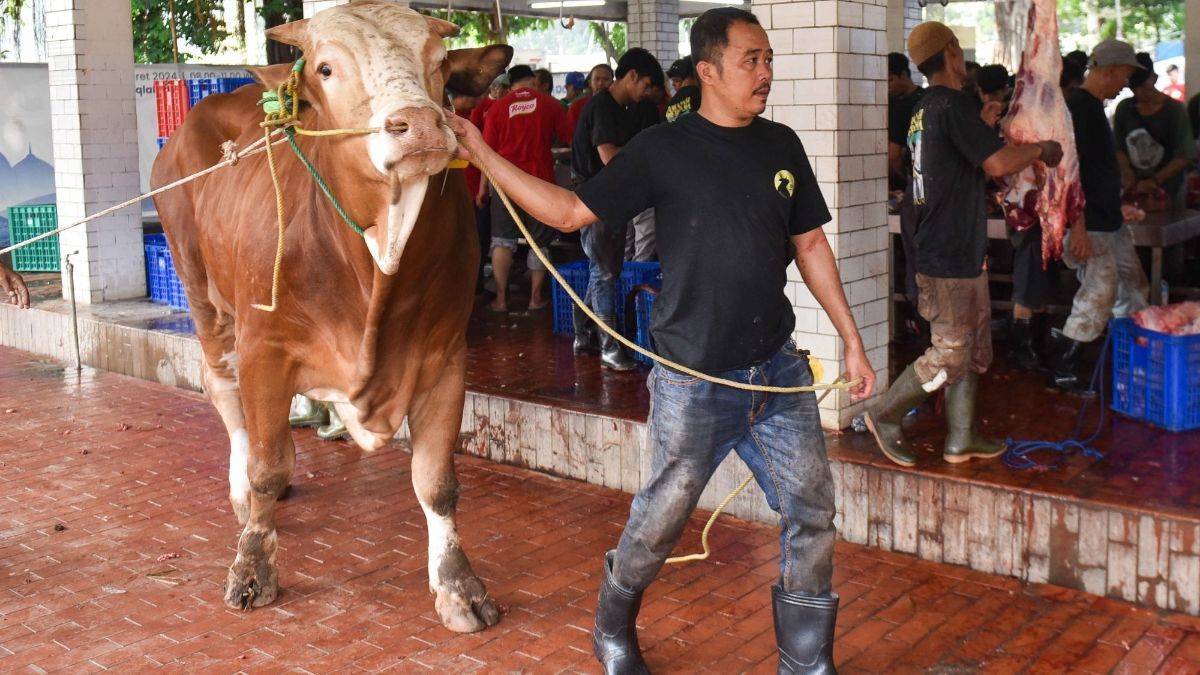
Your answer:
[0,261,29,309]
[791,229,875,400]
[980,141,1060,178]
[887,142,904,183]
[447,111,597,232]
[597,143,620,165]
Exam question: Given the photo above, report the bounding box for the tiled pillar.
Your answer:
[752,0,889,429]
[627,0,680,65]
[46,0,144,303]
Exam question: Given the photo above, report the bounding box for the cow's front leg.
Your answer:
[409,358,500,632]
[223,370,294,610]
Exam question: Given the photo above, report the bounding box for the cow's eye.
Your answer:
[318,63,333,78]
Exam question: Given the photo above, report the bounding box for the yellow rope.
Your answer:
[250,127,289,312]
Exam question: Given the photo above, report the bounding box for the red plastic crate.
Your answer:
[154,79,191,138]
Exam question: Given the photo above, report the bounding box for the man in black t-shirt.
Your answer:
[865,22,1062,469]
[449,9,874,672]
[665,56,701,123]
[569,48,663,371]
[1047,39,1151,393]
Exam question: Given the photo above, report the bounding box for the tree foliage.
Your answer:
[418,9,552,47]
[1051,0,1183,52]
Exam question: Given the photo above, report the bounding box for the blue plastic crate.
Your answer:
[144,234,189,311]
[7,204,59,272]
[1110,318,1200,432]
[550,260,661,336]
[188,77,256,107]
[633,287,657,365]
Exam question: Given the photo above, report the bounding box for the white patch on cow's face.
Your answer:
[306,4,455,181]
[419,501,460,591]
[229,428,251,519]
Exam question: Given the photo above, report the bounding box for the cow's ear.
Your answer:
[425,15,460,38]
[266,18,310,47]
[247,63,295,92]
[444,44,513,97]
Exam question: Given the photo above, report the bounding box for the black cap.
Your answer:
[507,64,534,83]
[667,56,694,80]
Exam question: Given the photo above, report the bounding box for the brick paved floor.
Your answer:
[3,347,1200,674]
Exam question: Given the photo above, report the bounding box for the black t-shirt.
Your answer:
[576,113,831,372]
[666,85,701,123]
[630,100,662,132]
[1113,97,1196,200]
[571,89,636,184]
[908,86,1005,278]
[1066,88,1122,233]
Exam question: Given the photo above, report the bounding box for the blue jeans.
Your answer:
[611,341,836,595]
[580,219,627,317]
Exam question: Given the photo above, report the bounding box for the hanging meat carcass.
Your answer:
[1000,0,1085,266]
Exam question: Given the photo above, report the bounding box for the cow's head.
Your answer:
[251,0,510,274]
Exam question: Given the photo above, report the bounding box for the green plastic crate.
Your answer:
[7,205,59,272]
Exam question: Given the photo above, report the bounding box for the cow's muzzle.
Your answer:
[368,106,455,180]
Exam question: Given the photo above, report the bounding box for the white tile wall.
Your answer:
[627,0,680,64]
[753,0,889,429]
[47,0,144,304]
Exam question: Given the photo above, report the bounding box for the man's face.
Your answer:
[1106,64,1135,99]
[710,21,774,117]
[670,76,684,92]
[590,68,614,93]
[1169,68,1181,84]
[627,74,654,103]
[887,73,904,98]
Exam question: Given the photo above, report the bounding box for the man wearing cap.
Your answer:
[449,8,874,671]
[561,71,587,110]
[665,56,700,123]
[568,63,615,132]
[1046,39,1152,393]
[479,65,573,313]
[865,21,1063,467]
[1113,52,1195,210]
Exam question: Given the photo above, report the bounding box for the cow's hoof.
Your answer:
[434,578,501,633]
[223,561,278,610]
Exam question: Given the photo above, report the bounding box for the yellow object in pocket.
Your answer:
[808,354,824,383]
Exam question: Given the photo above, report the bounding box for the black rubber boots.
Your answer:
[593,551,649,675]
[773,585,838,674]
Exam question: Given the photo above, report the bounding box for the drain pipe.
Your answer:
[63,251,82,373]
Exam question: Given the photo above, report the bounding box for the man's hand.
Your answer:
[0,263,29,309]
[981,101,1003,127]
[842,344,875,401]
[444,110,482,163]
[1037,141,1063,168]
[1068,222,1090,262]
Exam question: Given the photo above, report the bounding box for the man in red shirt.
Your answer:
[568,63,614,133]
[481,65,573,312]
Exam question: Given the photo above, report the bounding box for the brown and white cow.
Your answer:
[150,1,511,632]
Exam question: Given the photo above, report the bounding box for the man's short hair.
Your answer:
[916,52,946,78]
[615,48,664,87]
[533,68,553,90]
[1167,64,1180,74]
[690,7,761,70]
[888,52,911,78]
[977,64,1009,95]
[1064,50,1088,71]
[507,64,534,83]
[1060,58,1084,88]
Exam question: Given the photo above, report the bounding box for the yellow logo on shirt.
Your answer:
[774,170,795,199]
